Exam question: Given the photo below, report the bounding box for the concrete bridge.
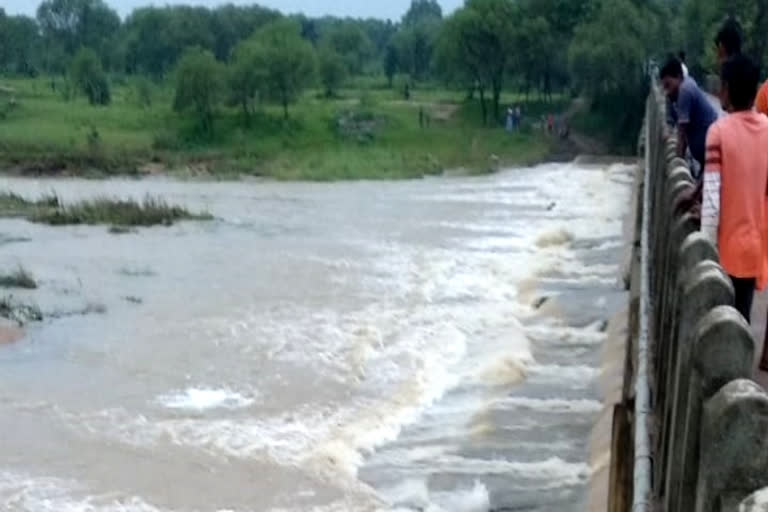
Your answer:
[601,81,768,511]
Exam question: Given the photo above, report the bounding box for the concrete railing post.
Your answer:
[740,489,768,511]
[696,380,768,512]
[653,232,719,494]
[676,307,755,512]
[662,262,734,510]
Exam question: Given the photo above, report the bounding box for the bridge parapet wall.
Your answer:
[608,81,768,512]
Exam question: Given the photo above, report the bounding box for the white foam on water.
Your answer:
[528,364,599,384]
[535,228,574,248]
[61,320,471,480]
[154,387,255,411]
[372,455,589,484]
[7,161,632,511]
[432,220,526,235]
[458,236,531,252]
[0,470,164,512]
[525,323,607,346]
[379,479,490,512]
[494,397,603,414]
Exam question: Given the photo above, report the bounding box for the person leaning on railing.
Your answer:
[660,57,719,181]
[700,55,768,331]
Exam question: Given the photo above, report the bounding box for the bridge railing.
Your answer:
[614,80,768,511]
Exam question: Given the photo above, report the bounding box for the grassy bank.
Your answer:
[0,77,564,180]
[0,191,211,227]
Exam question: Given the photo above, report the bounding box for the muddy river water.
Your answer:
[0,161,631,511]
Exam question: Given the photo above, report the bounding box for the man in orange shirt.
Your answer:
[757,80,768,115]
[701,55,768,323]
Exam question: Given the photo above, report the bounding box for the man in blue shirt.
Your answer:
[661,57,719,180]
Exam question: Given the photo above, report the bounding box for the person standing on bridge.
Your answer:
[715,19,743,67]
[661,58,719,180]
[700,55,768,323]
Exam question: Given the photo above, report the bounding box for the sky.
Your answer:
[1,0,463,20]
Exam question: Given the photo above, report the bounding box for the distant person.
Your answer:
[506,107,514,132]
[660,57,718,180]
[515,105,522,129]
[679,51,689,77]
[547,114,554,134]
[715,18,743,66]
[700,54,768,325]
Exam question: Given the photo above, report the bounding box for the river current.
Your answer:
[0,161,631,511]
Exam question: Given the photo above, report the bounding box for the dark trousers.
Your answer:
[730,276,756,324]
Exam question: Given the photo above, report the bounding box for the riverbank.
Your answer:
[0,77,567,180]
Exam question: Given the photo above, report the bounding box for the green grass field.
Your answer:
[0,76,566,180]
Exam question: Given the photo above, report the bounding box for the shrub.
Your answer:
[31,195,213,227]
[0,266,37,289]
[70,48,111,106]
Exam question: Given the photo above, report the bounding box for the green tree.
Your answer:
[37,0,120,68]
[568,0,654,148]
[435,0,514,124]
[228,40,265,124]
[251,20,316,119]
[435,10,486,120]
[383,44,398,88]
[70,47,111,105]
[173,47,222,134]
[393,21,439,82]
[318,47,347,98]
[402,0,443,27]
[321,23,373,75]
[0,13,42,75]
[210,4,279,60]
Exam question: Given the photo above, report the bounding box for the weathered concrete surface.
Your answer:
[740,488,768,512]
[587,308,629,512]
[696,379,768,512]
[587,163,637,512]
[677,306,755,512]
[752,291,768,387]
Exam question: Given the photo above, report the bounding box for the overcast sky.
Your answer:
[1,0,463,20]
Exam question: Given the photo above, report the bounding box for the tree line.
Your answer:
[1,0,767,134]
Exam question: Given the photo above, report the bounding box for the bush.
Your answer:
[174,48,223,135]
[31,195,213,227]
[135,77,153,108]
[318,48,347,98]
[0,191,59,217]
[70,48,111,106]
[0,296,43,325]
[0,266,37,289]
[152,131,183,151]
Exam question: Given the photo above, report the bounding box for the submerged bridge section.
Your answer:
[606,82,768,511]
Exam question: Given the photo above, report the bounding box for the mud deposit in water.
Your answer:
[0,162,631,511]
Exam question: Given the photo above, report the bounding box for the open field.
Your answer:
[0,76,567,180]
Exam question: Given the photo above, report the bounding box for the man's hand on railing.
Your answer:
[675,181,703,223]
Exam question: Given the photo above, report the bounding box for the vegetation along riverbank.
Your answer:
[0,0,704,181]
[0,78,560,180]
